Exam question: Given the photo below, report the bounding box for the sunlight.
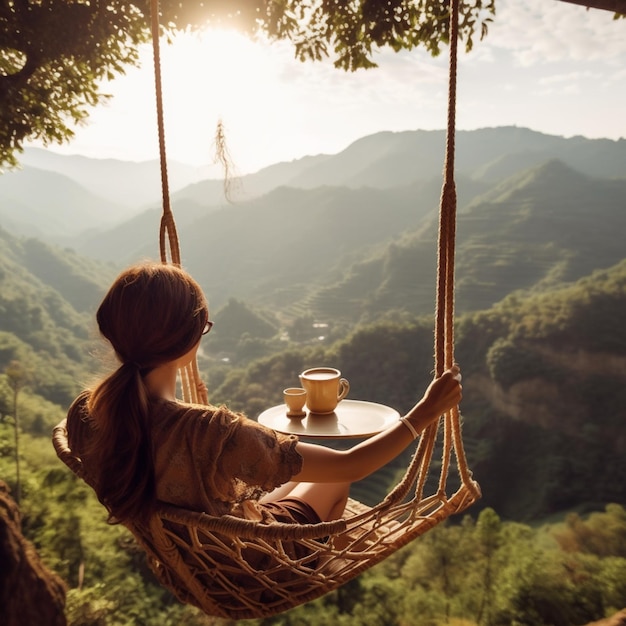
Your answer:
[163,28,276,104]
[155,28,292,172]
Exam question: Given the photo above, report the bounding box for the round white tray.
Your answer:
[257,399,400,438]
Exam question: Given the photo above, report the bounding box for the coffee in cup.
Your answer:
[299,367,350,414]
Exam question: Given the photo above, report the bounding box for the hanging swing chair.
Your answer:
[53,0,480,619]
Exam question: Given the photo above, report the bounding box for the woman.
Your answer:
[66,262,462,529]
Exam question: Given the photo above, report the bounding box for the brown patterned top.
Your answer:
[66,392,303,522]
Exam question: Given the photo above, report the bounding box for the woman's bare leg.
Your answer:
[260,481,351,522]
[259,481,300,503]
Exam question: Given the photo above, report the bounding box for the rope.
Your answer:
[435,0,459,377]
[434,0,476,493]
[434,0,459,495]
[150,0,206,404]
[378,0,479,511]
[149,0,181,267]
[55,1,480,619]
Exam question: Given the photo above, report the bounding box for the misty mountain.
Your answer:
[147,127,626,210]
[0,166,128,241]
[171,153,333,207]
[5,127,625,255]
[249,126,626,190]
[2,126,624,326]
[18,147,209,209]
[64,158,626,321]
[0,149,211,244]
[159,181,447,312]
[296,159,626,323]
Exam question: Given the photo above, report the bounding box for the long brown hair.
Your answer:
[86,262,208,524]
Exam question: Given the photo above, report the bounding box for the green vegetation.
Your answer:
[0,176,625,622]
[207,298,281,364]
[257,505,626,626]
[0,228,107,409]
[3,432,625,625]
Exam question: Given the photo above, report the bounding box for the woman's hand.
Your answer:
[404,365,462,433]
[422,364,462,416]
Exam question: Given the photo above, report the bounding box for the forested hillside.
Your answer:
[0,227,113,411]
[1,255,624,625]
[298,160,626,323]
[198,259,626,520]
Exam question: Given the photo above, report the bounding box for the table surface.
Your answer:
[257,399,400,438]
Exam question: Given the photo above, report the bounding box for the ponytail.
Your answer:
[87,362,155,524]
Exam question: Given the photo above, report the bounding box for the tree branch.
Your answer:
[554,0,626,13]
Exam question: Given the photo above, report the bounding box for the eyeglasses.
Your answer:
[202,321,214,335]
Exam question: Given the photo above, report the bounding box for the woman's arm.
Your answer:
[291,365,462,484]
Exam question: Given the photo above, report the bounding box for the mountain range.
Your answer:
[0,126,624,320]
[2,127,625,245]
[1,126,625,523]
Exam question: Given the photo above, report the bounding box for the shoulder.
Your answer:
[152,399,243,427]
[150,400,247,450]
[65,390,93,455]
[67,389,91,418]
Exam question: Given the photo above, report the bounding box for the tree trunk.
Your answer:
[0,481,67,626]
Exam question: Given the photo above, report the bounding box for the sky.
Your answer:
[34,0,626,175]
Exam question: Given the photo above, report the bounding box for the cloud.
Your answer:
[538,70,596,85]
[484,0,626,65]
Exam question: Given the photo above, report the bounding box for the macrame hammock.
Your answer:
[53,0,481,619]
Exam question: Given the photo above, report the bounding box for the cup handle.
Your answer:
[337,378,350,402]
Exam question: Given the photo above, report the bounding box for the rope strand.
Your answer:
[435,0,459,375]
[150,0,181,267]
[150,0,203,403]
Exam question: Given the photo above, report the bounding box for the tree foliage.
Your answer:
[6,429,621,624]
[1,0,146,168]
[0,0,495,167]
[11,442,624,626]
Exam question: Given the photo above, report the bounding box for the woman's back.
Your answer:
[67,391,304,522]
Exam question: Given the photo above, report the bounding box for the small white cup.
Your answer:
[283,387,307,418]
